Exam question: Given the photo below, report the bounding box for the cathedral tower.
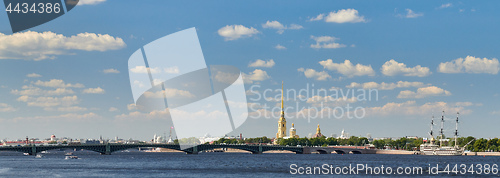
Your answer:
[312,124,324,138]
[276,81,287,139]
[290,123,298,138]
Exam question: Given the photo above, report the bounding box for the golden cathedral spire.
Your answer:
[281,81,284,111]
[275,81,287,143]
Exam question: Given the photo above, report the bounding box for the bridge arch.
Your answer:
[201,147,252,153]
[350,150,362,154]
[261,146,303,154]
[261,150,295,153]
[315,149,330,154]
[333,150,346,154]
[194,145,259,154]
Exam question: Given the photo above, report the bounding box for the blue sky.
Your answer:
[0,0,499,141]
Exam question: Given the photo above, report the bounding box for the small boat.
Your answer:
[65,156,79,159]
[23,153,30,156]
[65,152,73,156]
[35,154,43,158]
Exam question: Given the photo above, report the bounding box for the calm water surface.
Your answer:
[0,151,499,177]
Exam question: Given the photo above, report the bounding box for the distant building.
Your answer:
[289,123,299,138]
[82,139,100,144]
[311,124,324,138]
[198,133,220,144]
[339,129,348,139]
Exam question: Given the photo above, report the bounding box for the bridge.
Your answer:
[0,144,374,155]
[305,146,376,154]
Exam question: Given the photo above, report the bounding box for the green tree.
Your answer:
[372,140,385,149]
[473,138,487,152]
[488,145,497,152]
[326,137,338,145]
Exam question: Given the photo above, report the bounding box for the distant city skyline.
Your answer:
[0,1,499,140]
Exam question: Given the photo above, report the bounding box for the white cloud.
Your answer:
[33,79,84,88]
[297,68,331,81]
[26,73,42,78]
[381,59,431,77]
[218,25,259,41]
[129,66,178,75]
[438,56,499,74]
[242,69,270,83]
[262,20,303,34]
[57,106,88,112]
[129,66,161,74]
[103,68,120,74]
[275,44,286,50]
[0,103,17,112]
[248,59,275,68]
[133,80,146,88]
[319,59,375,77]
[13,112,101,122]
[306,95,357,107]
[143,88,195,98]
[11,85,75,96]
[346,81,427,90]
[212,71,242,84]
[310,9,366,23]
[402,9,423,18]
[310,35,346,49]
[366,101,470,116]
[262,20,284,29]
[78,0,106,5]
[108,107,119,112]
[455,102,474,107]
[308,14,325,21]
[82,87,105,94]
[0,31,125,60]
[114,109,170,122]
[397,86,451,99]
[17,95,79,108]
[439,3,452,9]
[127,103,137,111]
[164,66,180,74]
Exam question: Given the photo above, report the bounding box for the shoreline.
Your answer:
[145,147,500,156]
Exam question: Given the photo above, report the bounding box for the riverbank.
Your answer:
[143,147,500,156]
[375,150,416,155]
[463,152,500,156]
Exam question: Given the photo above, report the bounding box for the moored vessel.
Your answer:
[419,111,469,156]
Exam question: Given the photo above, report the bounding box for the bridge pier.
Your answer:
[31,145,37,155]
[186,146,198,154]
[103,143,111,155]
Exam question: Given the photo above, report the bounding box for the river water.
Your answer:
[0,151,499,177]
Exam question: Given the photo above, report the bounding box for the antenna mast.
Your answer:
[440,111,444,146]
[455,112,459,148]
[430,115,434,141]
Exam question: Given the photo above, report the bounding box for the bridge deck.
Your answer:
[0,144,373,155]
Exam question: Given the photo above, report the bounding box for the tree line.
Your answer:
[207,136,500,152]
